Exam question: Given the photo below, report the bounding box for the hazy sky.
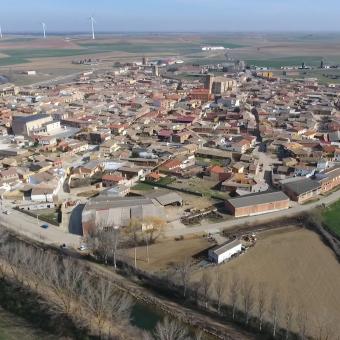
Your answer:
[1,0,339,33]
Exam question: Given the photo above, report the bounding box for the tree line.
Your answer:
[0,228,207,340]
[168,258,335,340]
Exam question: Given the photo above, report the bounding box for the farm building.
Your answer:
[144,190,183,206]
[208,239,242,263]
[82,196,165,235]
[281,177,321,203]
[225,191,289,217]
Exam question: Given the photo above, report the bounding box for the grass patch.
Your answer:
[323,200,340,237]
[132,183,155,191]
[157,177,176,185]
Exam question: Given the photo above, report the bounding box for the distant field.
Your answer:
[246,56,325,68]
[0,36,244,67]
[323,200,340,237]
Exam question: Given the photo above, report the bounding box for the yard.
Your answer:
[322,200,340,237]
[124,237,212,274]
[171,177,230,200]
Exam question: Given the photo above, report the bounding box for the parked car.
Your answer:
[3,210,11,215]
[40,224,49,229]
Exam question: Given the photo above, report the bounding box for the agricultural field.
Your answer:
[0,33,340,87]
[192,227,340,338]
[322,199,340,237]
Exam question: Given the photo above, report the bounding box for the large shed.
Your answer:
[225,191,289,217]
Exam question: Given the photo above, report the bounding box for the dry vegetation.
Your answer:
[124,237,211,273]
[191,226,340,338]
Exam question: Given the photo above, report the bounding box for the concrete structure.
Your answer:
[226,191,289,217]
[208,239,242,263]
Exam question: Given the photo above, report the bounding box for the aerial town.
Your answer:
[1,49,340,339]
[0,57,339,232]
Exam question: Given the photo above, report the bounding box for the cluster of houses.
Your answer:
[0,57,338,229]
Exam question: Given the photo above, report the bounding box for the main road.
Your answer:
[0,205,81,247]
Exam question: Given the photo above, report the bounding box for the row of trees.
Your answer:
[171,259,334,340]
[86,217,166,269]
[0,229,137,339]
[0,228,206,340]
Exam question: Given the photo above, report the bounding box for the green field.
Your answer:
[323,200,340,237]
[246,56,326,68]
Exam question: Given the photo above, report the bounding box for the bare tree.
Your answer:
[297,306,308,340]
[142,216,166,244]
[82,277,132,337]
[241,278,255,325]
[256,282,267,332]
[214,269,226,315]
[200,271,212,309]
[315,311,334,340]
[87,228,120,266]
[284,300,294,340]
[150,317,190,340]
[176,258,194,298]
[228,271,240,320]
[270,291,280,338]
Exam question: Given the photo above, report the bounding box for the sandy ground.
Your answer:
[125,237,212,273]
[192,227,340,338]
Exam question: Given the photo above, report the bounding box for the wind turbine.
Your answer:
[41,22,46,39]
[89,16,96,40]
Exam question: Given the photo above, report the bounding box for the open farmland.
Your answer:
[192,227,340,338]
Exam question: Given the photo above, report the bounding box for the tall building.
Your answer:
[142,56,149,66]
[153,65,159,77]
[204,74,214,94]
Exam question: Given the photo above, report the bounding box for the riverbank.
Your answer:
[0,307,57,340]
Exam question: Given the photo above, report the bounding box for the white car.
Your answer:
[3,210,11,215]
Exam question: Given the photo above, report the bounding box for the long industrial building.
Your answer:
[225,191,290,218]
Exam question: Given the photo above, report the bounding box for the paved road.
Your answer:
[165,189,340,237]
[0,205,81,247]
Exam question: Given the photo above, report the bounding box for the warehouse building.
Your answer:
[208,239,242,263]
[281,177,321,203]
[225,191,289,218]
[82,196,165,235]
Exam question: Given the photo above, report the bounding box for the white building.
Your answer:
[208,239,242,264]
[202,46,225,51]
